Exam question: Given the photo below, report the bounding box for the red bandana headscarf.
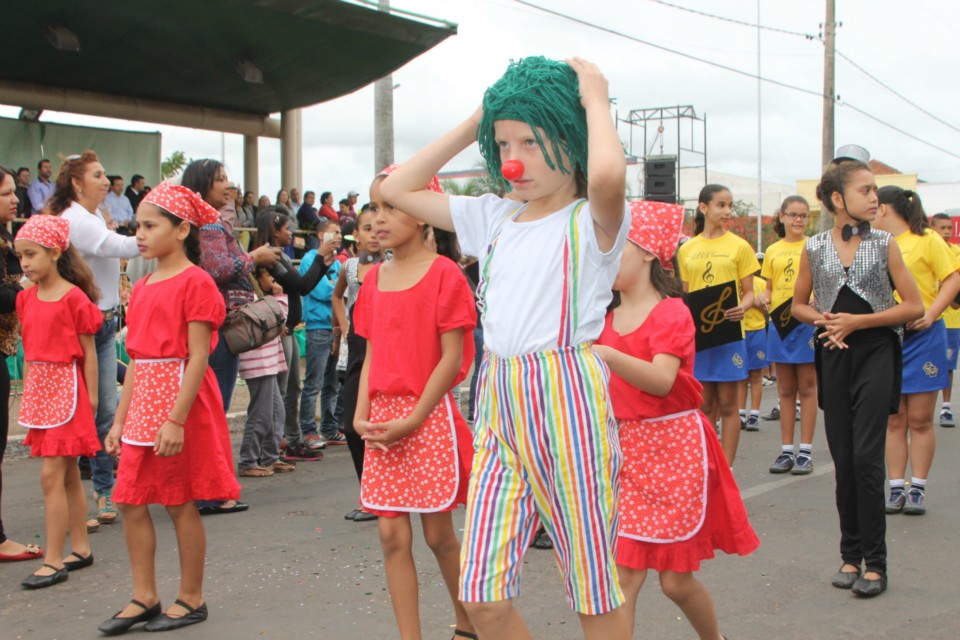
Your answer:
[142,182,221,227]
[16,214,71,251]
[627,200,685,265]
[377,164,444,194]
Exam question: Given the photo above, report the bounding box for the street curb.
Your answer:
[4,411,248,459]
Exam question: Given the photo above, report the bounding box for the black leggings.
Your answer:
[819,334,898,574]
[340,332,367,482]
[0,361,10,544]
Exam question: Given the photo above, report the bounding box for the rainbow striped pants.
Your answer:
[459,344,624,615]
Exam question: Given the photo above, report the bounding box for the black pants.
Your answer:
[819,334,898,574]
[340,332,367,482]
[0,361,10,544]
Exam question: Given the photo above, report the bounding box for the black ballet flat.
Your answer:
[143,599,208,632]
[64,552,94,571]
[852,572,888,598]
[98,599,162,636]
[831,566,861,589]
[21,564,69,589]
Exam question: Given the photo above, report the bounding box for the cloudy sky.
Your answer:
[3,0,959,201]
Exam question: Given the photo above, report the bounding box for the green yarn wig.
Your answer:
[478,56,588,191]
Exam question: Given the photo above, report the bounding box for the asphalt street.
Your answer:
[2,388,960,639]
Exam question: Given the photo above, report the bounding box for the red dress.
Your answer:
[597,297,759,572]
[112,266,241,506]
[352,257,477,516]
[17,286,102,457]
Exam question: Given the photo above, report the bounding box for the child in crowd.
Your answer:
[101,183,241,632]
[332,194,385,522]
[929,212,960,427]
[763,196,818,475]
[738,260,767,432]
[381,56,631,638]
[594,201,758,639]
[237,268,294,477]
[353,169,477,639]
[874,186,960,515]
[792,156,922,598]
[298,219,343,448]
[15,215,102,589]
[677,185,760,465]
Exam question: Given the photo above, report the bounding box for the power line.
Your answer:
[650,0,960,138]
[836,49,960,136]
[510,0,960,161]
[647,0,818,40]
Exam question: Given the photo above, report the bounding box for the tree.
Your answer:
[441,161,503,196]
[161,150,189,180]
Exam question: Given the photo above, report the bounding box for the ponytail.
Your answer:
[878,185,927,235]
[57,246,101,303]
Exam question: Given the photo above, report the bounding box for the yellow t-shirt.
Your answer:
[945,243,960,329]
[678,232,761,300]
[743,276,767,331]
[760,238,805,310]
[894,228,960,316]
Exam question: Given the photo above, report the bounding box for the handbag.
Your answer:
[222,275,286,355]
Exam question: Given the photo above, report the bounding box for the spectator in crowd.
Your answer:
[14,167,30,217]
[0,165,43,564]
[298,219,343,449]
[290,187,303,212]
[103,175,135,233]
[346,189,359,215]
[276,189,294,216]
[257,195,271,211]
[27,159,54,215]
[240,191,257,227]
[338,198,356,225]
[183,158,281,515]
[318,191,338,223]
[297,191,322,250]
[221,182,240,233]
[50,151,140,531]
[124,174,146,211]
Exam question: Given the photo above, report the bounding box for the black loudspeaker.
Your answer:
[644,155,677,204]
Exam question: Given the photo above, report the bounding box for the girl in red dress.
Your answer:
[593,202,760,639]
[352,169,478,640]
[15,214,102,589]
[100,183,240,635]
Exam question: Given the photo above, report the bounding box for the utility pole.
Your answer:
[756,0,762,251]
[374,0,395,173]
[820,0,836,231]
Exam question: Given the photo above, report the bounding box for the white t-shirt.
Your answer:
[451,194,629,356]
[61,201,140,311]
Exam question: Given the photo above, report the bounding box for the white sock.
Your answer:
[799,443,813,456]
[781,444,794,454]
[739,409,747,418]
[911,477,927,492]
[942,402,951,411]
[750,410,760,417]
[889,479,905,490]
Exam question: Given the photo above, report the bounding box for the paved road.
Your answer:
[3,392,960,639]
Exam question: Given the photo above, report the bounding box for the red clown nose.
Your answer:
[500,159,524,181]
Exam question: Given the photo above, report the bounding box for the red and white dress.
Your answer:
[112,266,241,506]
[17,286,102,457]
[352,257,477,516]
[597,297,759,572]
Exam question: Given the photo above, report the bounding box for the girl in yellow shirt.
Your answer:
[874,187,960,516]
[678,185,760,465]
[761,196,818,476]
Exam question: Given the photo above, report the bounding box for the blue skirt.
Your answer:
[902,320,949,394]
[744,329,767,371]
[947,328,960,372]
[694,340,748,383]
[766,321,816,365]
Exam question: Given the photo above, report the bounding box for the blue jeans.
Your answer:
[298,329,333,436]
[468,326,484,421]
[88,316,118,496]
[319,348,341,438]
[200,328,239,510]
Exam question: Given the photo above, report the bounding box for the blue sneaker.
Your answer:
[791,454,813,475]
[903,488,926,515]
[769,452,795,474]
[745,415,760,432]
[762,406,780,421]
[885,488,906,514]
[940,409,955,428]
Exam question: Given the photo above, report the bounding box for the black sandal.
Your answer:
[453,631,479,639]
[98,599,162,635]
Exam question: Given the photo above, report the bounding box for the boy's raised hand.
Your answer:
[566,57,610,109]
